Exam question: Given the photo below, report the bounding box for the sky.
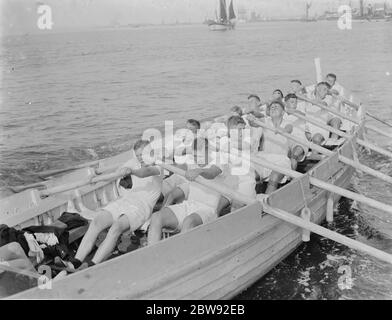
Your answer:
[1,0,391,35]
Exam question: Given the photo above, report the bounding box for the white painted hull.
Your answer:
[7,139,358,299]
[208,24,229,31]
[3,102,365,300]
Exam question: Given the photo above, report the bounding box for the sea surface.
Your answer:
[1,21,392,299]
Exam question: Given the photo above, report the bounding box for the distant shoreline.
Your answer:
[1,19,388,38]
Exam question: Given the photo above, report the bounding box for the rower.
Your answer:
[304,82,343,149]
[219,115,257,201]
[289,80,307,95]
[173,119,201,158]
[283,93,309,170]
[246,94,265,116]
[325,73,345,97]
[272,89,284,101]
[147,138,224,245]
[57,140,163,270]
[161,119,202,200]
[215,105,244,124]
[250,100,293,194]
[262,89,284,117]
[325,73,357,133]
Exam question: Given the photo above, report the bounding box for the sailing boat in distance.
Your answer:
[208,0,236,31]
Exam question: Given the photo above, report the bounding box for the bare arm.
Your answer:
[119,166,160,178]
[185,165,222,181]
[163,187,186,207]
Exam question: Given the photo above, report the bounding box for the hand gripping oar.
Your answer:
[252,119,392,185]
[288,111,392,159]
[157,162,392,265]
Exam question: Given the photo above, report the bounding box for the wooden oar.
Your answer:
[9,181,48,193]
[366,112,392,128]
[158,162,392,265]
[243,153,392,215]
[335,95,392,128]
[365,123,392,139]
[288,111,392,158]
[297,94,361,124]
[298,94,392,139]
[253,119,392,185]
[37,160,100,179]
[40,170,124,197]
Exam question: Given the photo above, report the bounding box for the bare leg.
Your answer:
[217,196,231,217]
[181,213,203,232]
[0,242,35,272]
[92,215,130,264]
[7,259,35,271]
[75,210,113,262]
[147,208,179,246]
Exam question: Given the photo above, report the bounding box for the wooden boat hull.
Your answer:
[208,23,234,31]
[7,138,356,299]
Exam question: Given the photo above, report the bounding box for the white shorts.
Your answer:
[104,197,150,231]
[162,174,187,197]
[254,152,291,183]
[168,200,216,230]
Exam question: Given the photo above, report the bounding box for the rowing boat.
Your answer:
[0,91,383,299]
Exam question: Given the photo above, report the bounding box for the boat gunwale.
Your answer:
[3,103,365,299]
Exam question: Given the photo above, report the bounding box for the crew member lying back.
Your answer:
[59,139,163,270]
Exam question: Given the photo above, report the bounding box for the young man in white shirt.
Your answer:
[283,93,310,170]
[148,138,223,245]
[250,100,293,194]
[304,82,343,147]
[325,73,345,97]
[218,116,257,203]
[160,119,201,200]
[62,140,163,269]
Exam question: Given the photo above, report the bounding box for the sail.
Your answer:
[228,0,236,20]
[219,0,228,22]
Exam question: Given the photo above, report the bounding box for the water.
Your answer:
[1,21,392,299]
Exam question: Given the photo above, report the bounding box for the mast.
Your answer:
[219,0,228,22]
[306,2,311,20]
[359,0,364,17]
[228,0,236,20]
